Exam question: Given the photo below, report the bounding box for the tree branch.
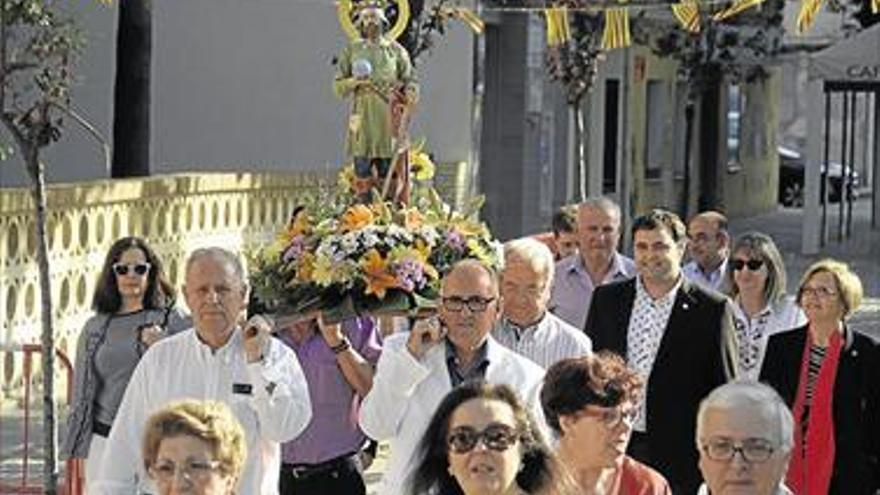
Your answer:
[48,100,111,173]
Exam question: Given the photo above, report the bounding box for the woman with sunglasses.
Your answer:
[62,236,190,490]
[408,381,569,495]
[760,259,880,495]
[541,352,670,495]
[722,232,806,379]
[143,399,246,495]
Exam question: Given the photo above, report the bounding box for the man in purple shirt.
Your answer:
[550,197,637,330]
[275,315,381,494]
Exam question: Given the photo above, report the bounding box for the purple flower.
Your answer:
[444,230,466,252]
[393,259,426,292]
[282,235,306,263]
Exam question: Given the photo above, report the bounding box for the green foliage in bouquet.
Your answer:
[249,183,501,323]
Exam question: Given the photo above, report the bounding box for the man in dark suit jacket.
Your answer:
[584,209,737,495]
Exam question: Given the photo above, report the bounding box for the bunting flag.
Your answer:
[796,0,824,34]
[671,0,702,33]
[544,7,572,46]
[446,7,486,34]
[713,0,764,20]
[602,7,631,49]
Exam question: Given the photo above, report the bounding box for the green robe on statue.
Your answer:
[333,37,418,161]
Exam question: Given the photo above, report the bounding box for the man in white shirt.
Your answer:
[550,197,636,329]
[494,238,592,368]
[696,381,794,495]
[93,247,312,495]
[359,259,545,495]
[683,211,730,293]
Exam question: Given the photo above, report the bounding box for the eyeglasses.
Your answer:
[149,459,222,483]
[731,259,764,272]
[112,262,151,277]
[442,296,496,313]
[576,405,638,429]
[701,437,776,463]
[447,423,521,454]
[800,285,838,299]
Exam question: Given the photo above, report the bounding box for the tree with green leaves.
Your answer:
[0,1,104,492]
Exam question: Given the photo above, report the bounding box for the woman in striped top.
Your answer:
[760,259,880,495]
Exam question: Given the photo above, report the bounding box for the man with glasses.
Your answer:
[696,381,794,495]
[683,211,730,293]
[585,209,737,494]
[359,258,545,495]
[93,247,312,494]
[493,238,592,368]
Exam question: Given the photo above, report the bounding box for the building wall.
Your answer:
[0,0,475,187]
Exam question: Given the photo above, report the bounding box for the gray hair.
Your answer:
[185,247,246,286]
[724,232,787,305]
[504,238,555,286]
[696,381,794,454]
[578,196,621,224]
[444,258,500,298]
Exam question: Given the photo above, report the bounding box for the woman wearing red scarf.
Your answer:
[760,259,880,495]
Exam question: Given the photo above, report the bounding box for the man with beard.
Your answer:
[683,211,730,293]
[359,259,545,495]
[585,209,737,494]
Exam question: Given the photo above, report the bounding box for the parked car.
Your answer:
[778,146,860,207]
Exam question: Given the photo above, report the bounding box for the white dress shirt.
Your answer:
[493,312,592,368]
[92,328,312,495]
[627,277,682,432]
[359,334,545,495]
[682,259,728,293]
[731,297,807,380]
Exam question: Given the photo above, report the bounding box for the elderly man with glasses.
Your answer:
[696,381,794,495]
[358,258,546,495]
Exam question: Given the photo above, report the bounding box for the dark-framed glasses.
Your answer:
[112,262,151,277]
[701,437,775,463]
[447,423,520,454]
[577,405,638,429]
[800,285,838,299]
[442,296,496,313]
[149,458,222,483]
[731,259,765,272]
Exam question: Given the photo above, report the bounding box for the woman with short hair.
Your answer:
[722,232,806,379]
[143,400,247,495]
[61,237,190,488]
[541,351,671,495]
[760,258,880,494]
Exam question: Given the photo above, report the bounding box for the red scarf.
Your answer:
[786,330,843,495]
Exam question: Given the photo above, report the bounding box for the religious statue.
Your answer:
[334,0,419,203]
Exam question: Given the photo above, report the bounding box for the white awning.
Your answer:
[809,23,880,82]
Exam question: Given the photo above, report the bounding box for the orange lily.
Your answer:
[361,249,398,299]
[341,204,375,232]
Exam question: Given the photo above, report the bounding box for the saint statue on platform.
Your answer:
[334,0,419,203]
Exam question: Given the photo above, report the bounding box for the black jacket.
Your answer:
[585,277,737,495]
[759,325,880,494]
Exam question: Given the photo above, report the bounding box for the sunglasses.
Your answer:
[112,262,151,277]
[447,423,520,454]
[731,259,764,272]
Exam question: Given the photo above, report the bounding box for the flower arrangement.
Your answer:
[249,184,501,322]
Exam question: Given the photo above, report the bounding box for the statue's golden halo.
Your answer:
[337,0,411,41]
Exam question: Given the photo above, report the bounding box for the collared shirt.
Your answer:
[550,252,637,329]
[698,482,793,495]
[92,328,312,495]
[731,297,806,380]
[278,317,382,465]
[492,312,592,368]
[445,338,490,387]
[627,276,682,432]
[682,258,728,293]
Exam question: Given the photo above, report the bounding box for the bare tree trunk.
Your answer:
[26,149,58,495]
[111,0,151,177]
[573,99,587,202]
[682,99,695,219]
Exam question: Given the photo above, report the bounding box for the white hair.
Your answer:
[503,238,555,285]
[696,380,794,453]
[578,196,621,222]
[185,247,246,286]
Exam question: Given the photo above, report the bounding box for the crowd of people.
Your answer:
[61,196,879,494]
